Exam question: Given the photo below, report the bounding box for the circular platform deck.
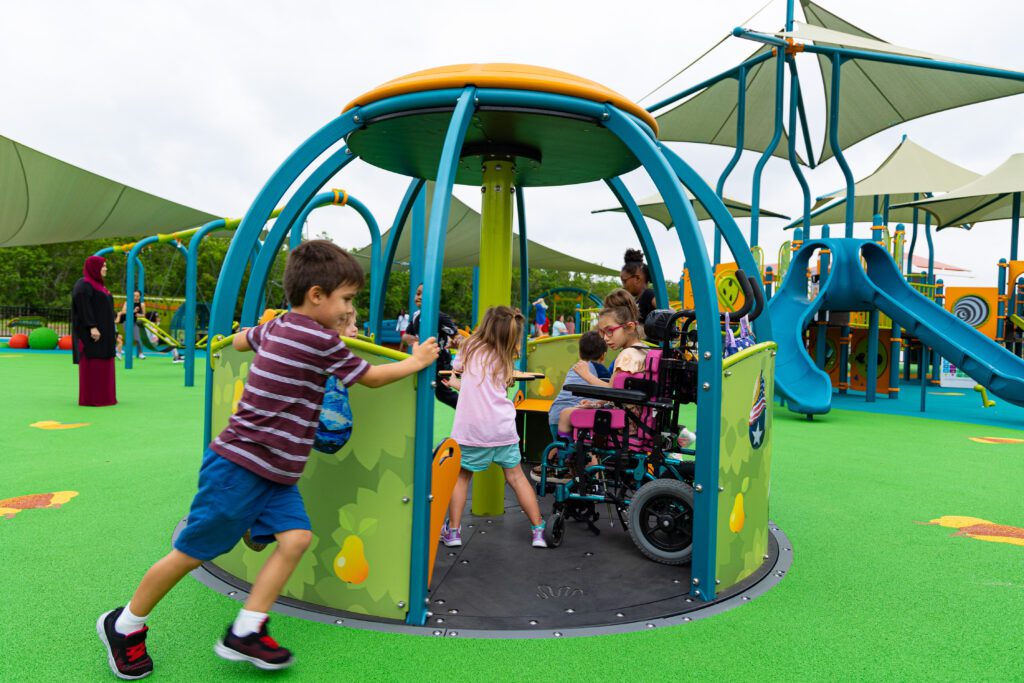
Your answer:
[186,496,790,639]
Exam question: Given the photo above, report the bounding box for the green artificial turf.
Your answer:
[1,351,1022,681]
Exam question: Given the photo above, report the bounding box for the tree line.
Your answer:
[0,237,627,325]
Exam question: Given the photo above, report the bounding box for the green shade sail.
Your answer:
[0,135,218,248]
[654,46,800,164]
[350,183,617,276]
[894,154,1024,229]
[652,1,1024,168]
[784,138,980,228]
[593,184,788,228]
[793,1,1024,164]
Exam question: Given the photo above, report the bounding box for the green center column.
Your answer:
[472,157,515,516]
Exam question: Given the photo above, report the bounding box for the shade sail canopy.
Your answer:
[351,184,617,276]
[788,1,1024,164]
[592,185,788,228]
[783,138,980,228]
[894,154,1024,229]
[0,135,218,248]
[654,45,801,164]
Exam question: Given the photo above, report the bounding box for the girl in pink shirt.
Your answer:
[441,306,547,548]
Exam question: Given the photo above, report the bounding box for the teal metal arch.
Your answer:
[123,236,190,370]
[239,145,358,327]
[374,178,426,333]
[532,287,603,310]
[286,190,384,339]
[183,219,227,386]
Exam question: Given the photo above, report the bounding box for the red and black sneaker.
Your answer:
[96,607,153,680]
[214,618,294,670]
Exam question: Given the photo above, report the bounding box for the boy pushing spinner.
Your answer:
[97,241,438,678]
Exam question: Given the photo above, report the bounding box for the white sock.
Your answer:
[232,608,267,637]
[114,605,149,636]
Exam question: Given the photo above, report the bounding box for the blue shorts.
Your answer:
[174,449,311,561]
[459,443,522,472]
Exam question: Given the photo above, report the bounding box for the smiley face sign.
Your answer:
[715,269,744,312]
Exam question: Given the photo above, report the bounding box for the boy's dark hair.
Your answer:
[577,330,607,361]
[284,240,364,307]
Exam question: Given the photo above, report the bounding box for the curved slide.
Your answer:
[769,238,1024,414]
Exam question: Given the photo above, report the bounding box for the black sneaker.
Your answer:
[96,607,153,680]
[214,619,294,670]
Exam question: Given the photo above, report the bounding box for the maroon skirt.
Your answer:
[78,342,116,406]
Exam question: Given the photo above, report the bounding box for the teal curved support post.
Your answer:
[890,224,905,397]
[998,258,1008,345]
[211,115,360,339]
[94,246,115,257]
[661,146,774,341]
[786,58,812,239]
[471,267,480,328]
[924,213,935,285]
[410,87,477,626]
[240,146,358,326]
[827,53,857,237]
[517,189,530,376]
[206,114,361,446]
[376,179,426,334]
[908,194,920,270]
[605,176,669,308]
[124,235,162,370]
[286,191,384,339]
[714,66,746,265]
[748,49,786,247]
[1011,192,1021,261]
[604,105,723,602]
[409,189,426,312]
[184,218,228,387]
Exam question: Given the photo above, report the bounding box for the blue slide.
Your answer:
[768,238,1024,415]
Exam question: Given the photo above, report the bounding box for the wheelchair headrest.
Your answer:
[643,309,682,343]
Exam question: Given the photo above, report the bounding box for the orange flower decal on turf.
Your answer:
[0,491,78,520]
[920,516,1024,547]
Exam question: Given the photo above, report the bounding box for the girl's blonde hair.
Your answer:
[600,288,644,340]
[460,306,524,387]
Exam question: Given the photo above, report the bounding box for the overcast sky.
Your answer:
[3,0,1022,287]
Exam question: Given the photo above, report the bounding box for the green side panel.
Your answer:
[715,342,777,590]
[523,335,620,401]
[208,345,417,621]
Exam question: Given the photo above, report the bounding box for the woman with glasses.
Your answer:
[619,249,656,325]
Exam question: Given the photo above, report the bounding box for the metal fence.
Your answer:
[0,305,73,337]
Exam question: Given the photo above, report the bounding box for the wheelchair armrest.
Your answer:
[564,383,649,405]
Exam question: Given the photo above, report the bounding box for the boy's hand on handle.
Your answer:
[412,336,440,369]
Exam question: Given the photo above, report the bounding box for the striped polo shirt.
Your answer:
[211,312,370,484]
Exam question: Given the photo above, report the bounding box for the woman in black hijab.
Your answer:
[71,255,117,406]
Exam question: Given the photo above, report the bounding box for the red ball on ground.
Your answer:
[58,335,73,350]
[9,333,29,349]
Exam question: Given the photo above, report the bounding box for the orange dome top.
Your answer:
[343,63,657,134]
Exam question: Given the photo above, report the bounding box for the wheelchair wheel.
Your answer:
[627,479,694,565]
[544,512,565,547]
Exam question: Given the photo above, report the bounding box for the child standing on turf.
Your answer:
[440,306,548,549]
[97,240,439,678]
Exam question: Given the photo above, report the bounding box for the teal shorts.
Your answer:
[459,443,522,472]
